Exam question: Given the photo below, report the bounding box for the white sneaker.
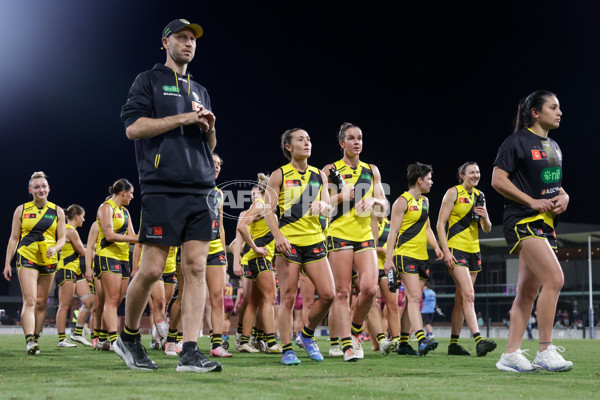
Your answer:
[71,334,92,346]
[234,333,242,350]
[496,349,536,372]
[58,339,77,348]
[379,338,399,356]
[26,341,40,355]
[164,342,178,356]
[265,343,283,354]
[532,345,573,372]
[155,319,169,339]
[351,335,364,359]
[343,347,360,362]
[175,340,183,353]
[328,345,343,357]
[238,342,260,353]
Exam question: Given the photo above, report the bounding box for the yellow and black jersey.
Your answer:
[377,218,391,269]
[446,185,481,253]
[246,199,275,261]
[17,201,59,265]
[137,246,178,274]
[278,163,325,246]
[96,199,130,261]
[327,160,374,242]
[394,192,429,260]
[58,224,81,274]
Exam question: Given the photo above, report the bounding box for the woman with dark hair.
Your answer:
[383,162,443,356]
[436,162,496,357]
[323,122,388,361]
[95,179,138,349]
[3,171,66,355]
[264,128,335,365]
[492,90,572,372]
[236,172,281,354]
[55,204,94,347]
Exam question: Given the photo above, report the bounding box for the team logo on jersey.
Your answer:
[192,101,203,111]
[285,179,302,187]
[409,206,419,211]
[458,198,470,203]
[343,174,353,180]
[115,213,122,219]
[219,254,226,261]
[114,264,120,271]
[541,167,561,184]
[24,214,36,219]
[531,149,548,160]
[146,226,163,238]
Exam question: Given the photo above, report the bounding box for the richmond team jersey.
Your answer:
[58,224,81,274]
[494,128,563,228]
[208,188,224,255]
[96,199,130,261]
[394,192,429,260]
[278,163,325,246]
[377,218,391,269]
[246,199,275,261]
[446,185,481,253]
[327,160,374,242]
[17,201,59,265]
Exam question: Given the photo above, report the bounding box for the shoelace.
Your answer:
[546,345,566,359]
[517,349,533,358]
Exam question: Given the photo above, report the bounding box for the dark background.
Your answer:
[1,1,599,297]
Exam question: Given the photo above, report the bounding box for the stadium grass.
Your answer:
[0,335,598,400]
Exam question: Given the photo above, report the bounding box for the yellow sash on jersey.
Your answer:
[17,201,59,265]
[394,192,428,260]
[58,224,81,274]
[447,185,481,253]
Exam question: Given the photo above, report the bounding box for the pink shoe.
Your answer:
[210,346,233,357]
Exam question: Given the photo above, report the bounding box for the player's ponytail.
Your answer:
[513,90,556,133]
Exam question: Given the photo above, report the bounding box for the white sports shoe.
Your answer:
[155,319,169,339]
[58,339,77,348]
[234,333,242,350]
[164,342,178,356]
[496,349,536,372]
[26,341,40,355]
[265,343,283,354]
[532,345,573,372]
[343,347,360,362]
[328,345,343,357]
[238,343,260,353]
[379,338,399,356]
[351,335,364,359]
[71,334,92,346]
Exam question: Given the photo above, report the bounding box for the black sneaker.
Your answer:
[448,343,471,356]
[396,343,418,356]
[476,339,497,357]
[418,339,438,356]
[114,336,157,370]
[177,348,223,373]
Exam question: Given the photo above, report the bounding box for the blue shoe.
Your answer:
[418,339,438,356]
[300,335,324,362]
[282,350,301,366]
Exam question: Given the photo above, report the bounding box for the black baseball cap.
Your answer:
[162,19,203,39]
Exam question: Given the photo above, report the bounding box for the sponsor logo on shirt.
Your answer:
[409,206,419,211]
[43,214,55,220]
[162,85,178,93]
[146,226,163,239]
[541,187,560,195]
[192,101,203,111]
[531,149,548,160]
[285,179,302,187]
[458,198,470,203]
[541,167,561,184]
[24,214,37,219]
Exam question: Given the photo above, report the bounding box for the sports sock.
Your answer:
[211,333,222,350]
[301,326,315,339]
[330,337,339,346]
[351,322,363,336]
[167,329,178,343]
[341,337,353,352]
[58,332,66,342]
[266,333,277,347]
[415,330,426,345]
[376,333,386,344]
[400,332,410,345]
[473,332,483,345]
[450,334,459,345]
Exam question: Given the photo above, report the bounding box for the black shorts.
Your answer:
[378,268,386,282]
[326,236,375,253]
[16,254,56,275]
[95,255,130,278]
[395,255,430,281]
[275,242,327,265]
[139,193,216,246]
[504,217,557,255]
[162,272,177,285]
[246,257,275,281]
[207,250,227,267]
[450,248,482,273]
[422,312,434,324]
[242,263,252,279]
[56,269,77,286]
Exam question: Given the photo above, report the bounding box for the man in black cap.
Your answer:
[115,18,221,373]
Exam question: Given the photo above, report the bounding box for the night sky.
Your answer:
[1,1,599,296]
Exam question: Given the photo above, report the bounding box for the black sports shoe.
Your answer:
[177,348,223,373]
[114,336,157,370]
[448,343,471,356]
[396,343,418,356]
[418,339,439,356]
[476,339,497,357]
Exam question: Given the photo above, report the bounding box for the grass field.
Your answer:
[1,335,598,400]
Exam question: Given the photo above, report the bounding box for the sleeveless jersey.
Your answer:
[17,201,59,265]
[278,163,325,246]
[96,199,130,261]
[377,218,391,269]
[246,198,275,261]
[327,160,374,242]
[58,224,81,274]
[446,185,481,253]
[224,282,233,301]
[394,192,429,260]
[209,188,224,255]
